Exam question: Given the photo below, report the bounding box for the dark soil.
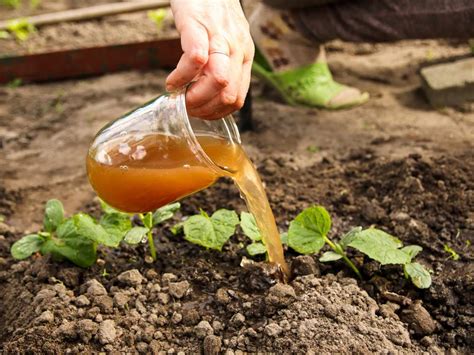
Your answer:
[0,2,473,351]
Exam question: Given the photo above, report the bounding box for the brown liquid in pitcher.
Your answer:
[87,133,289,277]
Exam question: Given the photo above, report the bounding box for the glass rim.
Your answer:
[175,86,242,174]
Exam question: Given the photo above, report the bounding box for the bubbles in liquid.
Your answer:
[183,164,190,169]
[119,131,128,137]
[131,145,147,160]
[97,150,112,165]
[119,143,131,155]
[119,165,129,170]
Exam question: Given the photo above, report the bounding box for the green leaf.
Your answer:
[73,213,111,246]
[99,213,132,247]
[287,206,331,255]
[240,212,261,242]
[152,202,180,226]
[319,251,343,262]
[443,244,460,261]
[11,234,44,260]
[246,242,267,256]
[142,212,153,229]
[43,199,64,233]
[43,218,97,267]
[347,228,410,265]
[170,222,184,235]
[404,262,432,289]
[99,199,129,216]
[280,232,288,245]
[183,209,239,251]
[124,227,149,245]
[7,18,36,41]
[148,9,167,30]
[401,245,423,260]
[339,226,363,249]
[40,234,96,268]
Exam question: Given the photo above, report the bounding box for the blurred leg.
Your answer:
[296,0,474,42]
[250,3,368,109]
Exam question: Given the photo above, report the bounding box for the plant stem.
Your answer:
[147,228,157,261]
[139,213,156,261]
[323,235,362,279]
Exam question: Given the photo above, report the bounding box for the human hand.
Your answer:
[167,0,254,119]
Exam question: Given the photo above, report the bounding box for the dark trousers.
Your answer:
[263,0,474,42]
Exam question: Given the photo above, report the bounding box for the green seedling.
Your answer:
[123,202,180,261]
[0,0,20,8]
[307,145,320,153]
[30,0,40,9]
[240,211,287,257]
[11,198,180,267]
[285,206,431,288]
[174,209,239,251]
[7,18,35,41]
[0,30,10,39]
[443,244,460,261]
[148,9,167,31]
[11,200,99,267]
[7,78,22,88]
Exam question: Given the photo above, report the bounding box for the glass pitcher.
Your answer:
[86,88,244,213]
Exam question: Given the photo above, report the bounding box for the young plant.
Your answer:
[240,211,286,257]
[11,199,100,267]
[148,9,167,31]
[172,209,239,251]
[11,199,180,267]
[122,202,180,260]
[0,0,21,9]
[285,206,431,288]
[443,244,460,261]
[6,18,35,41]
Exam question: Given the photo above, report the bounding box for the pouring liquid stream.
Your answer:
[87,133,290,278]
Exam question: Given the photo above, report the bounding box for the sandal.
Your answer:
[252,47,369,109]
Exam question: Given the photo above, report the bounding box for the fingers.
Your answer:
[185,34,232,109]
[166,22,209,91]
[188,56,252,120]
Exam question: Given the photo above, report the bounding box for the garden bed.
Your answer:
[0,2,473,352]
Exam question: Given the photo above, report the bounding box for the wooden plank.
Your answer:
[0,38,182,84]
[0,0,170,31]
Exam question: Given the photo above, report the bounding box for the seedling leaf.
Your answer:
[73,213,111,246]
[124,226,149,245]
[148,9,167,31]
[7,18,36,41]
[40,235,96,268]
[100,213,132,247]
[401,245,423,260]
[443,244,460,260]
[41,219,96,267]
[43,199,64,232]
[11,234,44,260]
[319,251,343,262]
[287,206,331,254]
[152,202,180,225]
[339,226,363,249]
[100,199,129,216]
[240,212,261,242]
[347,228,411,265]
[170,222,184,235]
[183,209,239,251]
[246,242,267,256]
[280,232,288,245]
[404,262,432,289]
[142,212,153,229]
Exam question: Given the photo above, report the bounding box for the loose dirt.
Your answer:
[0,3,473,352]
